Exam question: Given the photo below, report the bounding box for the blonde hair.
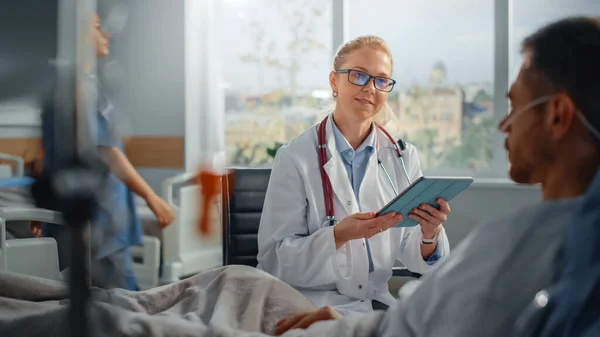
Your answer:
[331,35,395,125]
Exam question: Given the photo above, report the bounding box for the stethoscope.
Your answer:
[318,115,412,227]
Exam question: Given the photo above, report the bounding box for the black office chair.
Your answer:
[222,168,270,267]
[222,168,420,278]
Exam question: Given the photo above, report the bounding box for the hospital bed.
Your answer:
[0,193,161,288]
[0,153,161,289]
[159,172,222,284]
[0,207,65,281]
[0,152,25,178]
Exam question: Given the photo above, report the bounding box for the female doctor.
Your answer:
[256,35,451,316]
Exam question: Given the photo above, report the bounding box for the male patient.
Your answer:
[274,16,600,337]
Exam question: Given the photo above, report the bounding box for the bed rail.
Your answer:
[0,207,91,282]
[0,153,25,177]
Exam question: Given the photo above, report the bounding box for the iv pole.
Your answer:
[30,1,105,336]
[0,1,226,335]
[0,1,101,335]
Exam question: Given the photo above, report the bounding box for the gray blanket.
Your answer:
[0,265,384,337]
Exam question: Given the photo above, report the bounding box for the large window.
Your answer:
[510,0,600,80]
[220,0,600,178]
[222,0,333,167]
[349,1,495,173]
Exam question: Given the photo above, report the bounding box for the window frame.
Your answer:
[209,0,511,179]
[333,0,510,179]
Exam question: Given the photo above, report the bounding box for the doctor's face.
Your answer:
[499,57,554,184]
[329,46,393,123]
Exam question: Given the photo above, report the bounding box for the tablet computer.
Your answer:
[376,176,474,228]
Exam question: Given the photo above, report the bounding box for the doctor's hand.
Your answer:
[333,212,403,249]
[274,306,341,335]
[409,198,450,238]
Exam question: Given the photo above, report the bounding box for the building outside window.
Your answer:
[221,0,600,178]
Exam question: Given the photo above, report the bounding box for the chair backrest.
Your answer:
[222,168,271,267]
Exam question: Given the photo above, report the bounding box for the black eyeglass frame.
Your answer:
[336,69,397,92]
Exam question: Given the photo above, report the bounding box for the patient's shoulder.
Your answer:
[480,197,581,237]
[402,198,583,336]
[435,197,581,279]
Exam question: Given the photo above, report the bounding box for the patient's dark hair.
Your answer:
[521,17,600,138]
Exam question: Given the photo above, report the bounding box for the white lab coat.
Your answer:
[256,115,450,315]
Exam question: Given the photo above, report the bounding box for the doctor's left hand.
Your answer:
[409,198,450,238]
[146,194,175,228]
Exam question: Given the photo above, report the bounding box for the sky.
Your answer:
[221,0,600,95]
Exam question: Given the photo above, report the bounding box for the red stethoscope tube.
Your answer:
[317,115,404,226]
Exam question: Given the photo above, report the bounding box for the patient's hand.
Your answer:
[275,306,341,335]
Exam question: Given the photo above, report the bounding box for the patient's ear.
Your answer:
[547,93,576,141]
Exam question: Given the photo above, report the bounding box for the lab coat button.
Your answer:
[358,285,363,289]
[347,201,352,205]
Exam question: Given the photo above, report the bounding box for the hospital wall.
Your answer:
[0,0,186,193]
[440,181,541,247]
[108,0,186,192]
[0,0,545,249]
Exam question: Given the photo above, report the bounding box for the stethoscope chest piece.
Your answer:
[322,216,339,227]
[316,115,410,229]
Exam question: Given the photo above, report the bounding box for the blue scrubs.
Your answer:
[41,74,142,290]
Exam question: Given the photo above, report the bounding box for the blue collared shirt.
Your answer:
[331,121,441,271]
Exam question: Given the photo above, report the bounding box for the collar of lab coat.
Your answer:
[322,114,386,215]
[331,118,376,163]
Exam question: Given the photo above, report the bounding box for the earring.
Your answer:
[332,92,338,97]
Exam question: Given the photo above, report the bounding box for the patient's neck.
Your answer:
[541,153,599,201]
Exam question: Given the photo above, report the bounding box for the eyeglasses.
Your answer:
[336,69,396,92]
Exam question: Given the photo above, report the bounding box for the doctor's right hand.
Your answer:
[333,212,403,249]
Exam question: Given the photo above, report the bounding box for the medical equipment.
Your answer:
[317,115,411,227]
[376,176,473,228]
[0,176,162,289]
[500,95,600,141]
[2,1,121,335]
[0,152,24,178]
[160,172,223,284]
[0,207,78,282]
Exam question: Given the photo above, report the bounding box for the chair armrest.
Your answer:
[392,266,422,278]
